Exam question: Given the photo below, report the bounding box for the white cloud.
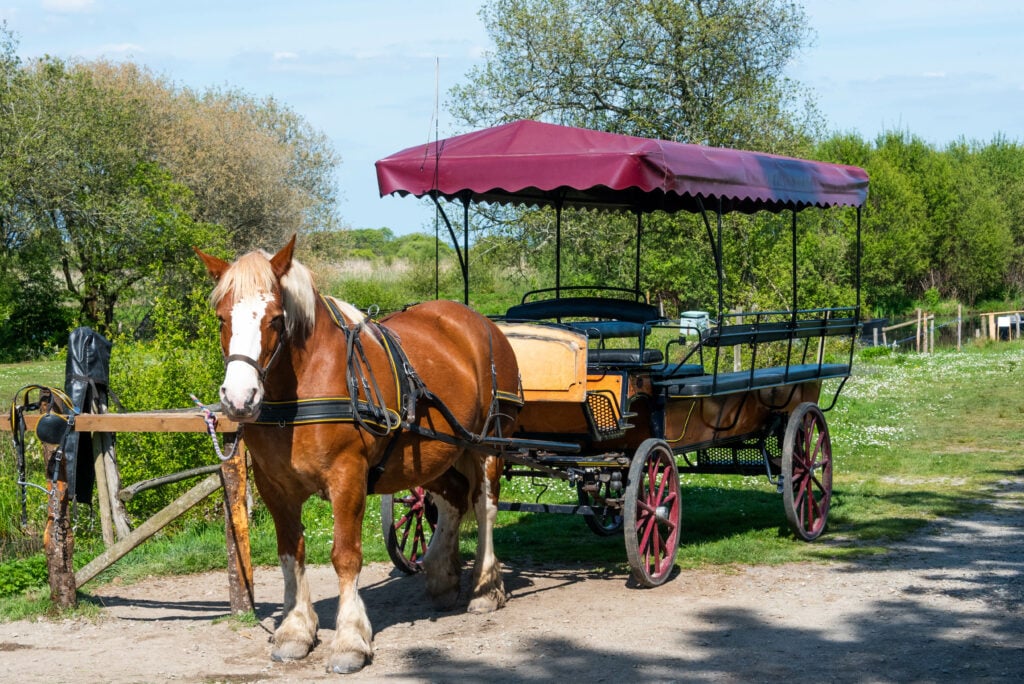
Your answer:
[41,0,95,13]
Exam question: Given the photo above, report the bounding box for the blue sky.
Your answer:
[3,0,1023,236]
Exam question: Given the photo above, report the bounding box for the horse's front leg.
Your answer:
[326,482,373,674]
[468,454,507,613]
[256,482,319,662]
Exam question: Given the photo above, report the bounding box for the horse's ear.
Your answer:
[270,234,297,280]
[194,247,230,281]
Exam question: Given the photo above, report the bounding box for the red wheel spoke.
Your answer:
[625,440,682,587]
[382,488,435,574]
[783,404,833,541]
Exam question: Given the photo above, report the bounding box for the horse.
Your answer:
[195,236,522,673]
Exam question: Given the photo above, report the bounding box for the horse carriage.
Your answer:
[192,119,865,673]
[375,120,869,588]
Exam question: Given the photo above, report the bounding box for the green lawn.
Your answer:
[0,358,65,404]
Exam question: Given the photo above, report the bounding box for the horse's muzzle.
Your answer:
[219,383,261,422]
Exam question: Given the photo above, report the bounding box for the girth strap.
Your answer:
[252,397,400,428]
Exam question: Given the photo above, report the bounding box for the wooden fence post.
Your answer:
[957,304,962,351]
[92,395,132,542]
[220,435,254,614]
[44,446,76,609]
[915,308,922,352]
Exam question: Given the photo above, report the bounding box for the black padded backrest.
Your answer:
[505,296,660,324]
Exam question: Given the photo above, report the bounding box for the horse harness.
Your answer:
[247,295,521,493]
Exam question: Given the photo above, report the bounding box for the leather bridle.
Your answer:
[223,333,285,382]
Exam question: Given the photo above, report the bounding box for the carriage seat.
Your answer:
[588,348,664,366]
[654,363,851,397]
[700,317,859,347]
[505,296,667,368]
[505,296,661,325]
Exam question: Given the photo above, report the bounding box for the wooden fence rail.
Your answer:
[0,409,252,614]
[873,306,1024,352]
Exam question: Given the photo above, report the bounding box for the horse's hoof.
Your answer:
[271,640,313,662]
[327,651,370,674]
[429,588,460,611]
[468,591,506,614]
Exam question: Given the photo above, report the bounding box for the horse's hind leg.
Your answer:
[468,454,507,613]
[422,466,470,610]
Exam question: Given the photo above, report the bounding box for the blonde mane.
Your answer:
[211,250,318,339]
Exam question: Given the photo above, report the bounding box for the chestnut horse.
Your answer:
[195,237,522,673]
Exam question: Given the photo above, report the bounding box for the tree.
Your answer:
[87,62,342,252]
[450,0,822,152]
[0,29,342,348]
[7,58,222,331]
[444,0,827,314]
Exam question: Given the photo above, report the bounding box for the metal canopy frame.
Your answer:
[376,120,868,317]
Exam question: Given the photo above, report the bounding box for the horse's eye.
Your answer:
[271,315,285,331]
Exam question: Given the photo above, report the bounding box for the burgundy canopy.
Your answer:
[376,120,868,215]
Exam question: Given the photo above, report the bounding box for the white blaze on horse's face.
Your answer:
[220,291,275,420]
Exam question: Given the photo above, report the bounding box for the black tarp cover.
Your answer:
[62,327,113,502]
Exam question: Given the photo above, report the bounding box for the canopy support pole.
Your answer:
[791,210,799,317]
[696,196,726,323]
[555,203,563,297]
[634,212,643,296]
[429,195,470,305]
[855,206,863,316]
[716,201,724,321]
[462,200,470,305]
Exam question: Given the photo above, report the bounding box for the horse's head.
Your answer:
[195,235,312,421]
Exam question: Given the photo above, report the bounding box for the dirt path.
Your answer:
[2,480,1022,683]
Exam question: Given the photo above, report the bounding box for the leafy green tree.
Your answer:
[973,136,1024,296]
[11,58,218,331]
[0,27,339,353]
[860,154,929,315]
[87,61,342,253]
[939,145,1012,303]
[443,0,828,313]
[451,0,822,152]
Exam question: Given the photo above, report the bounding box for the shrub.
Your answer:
[109,286,225,522]
[0,554,47,597]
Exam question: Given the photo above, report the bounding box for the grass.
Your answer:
[0,357,65,402]
[2,341,1023,619]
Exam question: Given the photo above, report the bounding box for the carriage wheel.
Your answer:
[380,487,437,574]
[577,478,625,536]
[782,402,833,541]
[623,439,682,587]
